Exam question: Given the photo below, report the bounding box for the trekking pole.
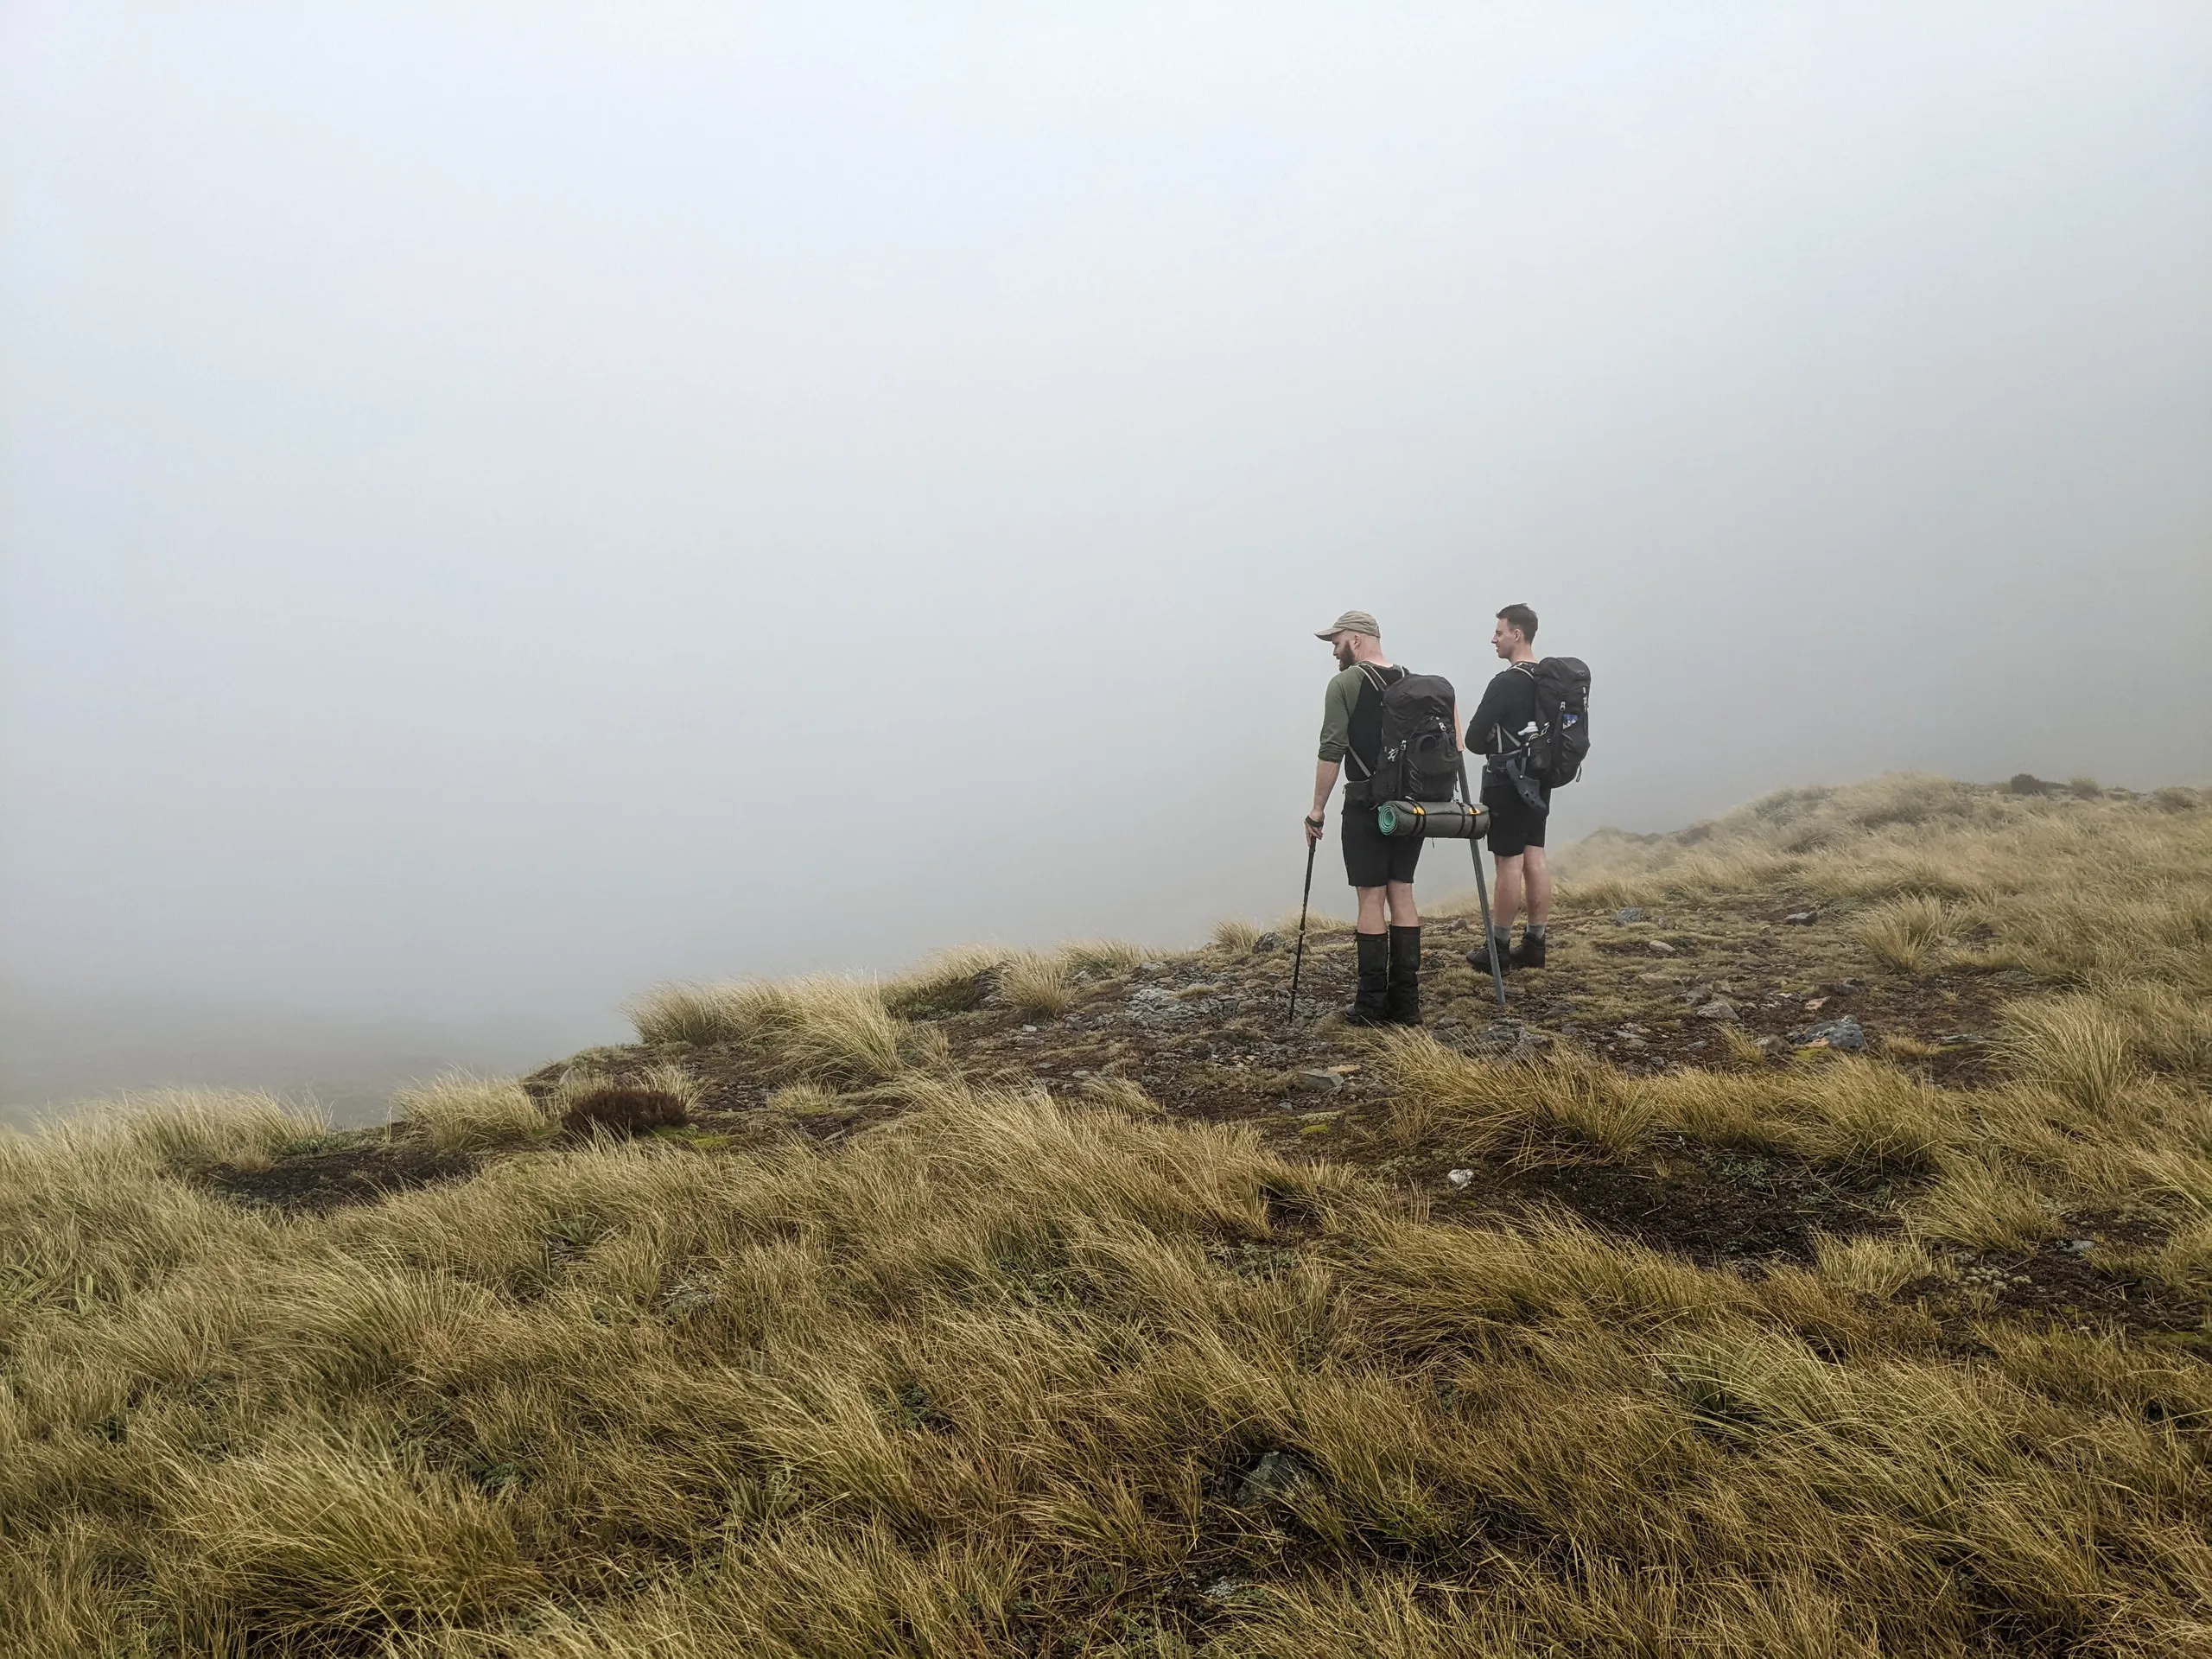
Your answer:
[1458,757,1509,1011]
[1287,834,1318,1022]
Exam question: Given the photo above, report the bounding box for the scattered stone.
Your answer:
[1294,1069,1344,1096]
[1446,1168,1475,1188]
[663,1281,717,1317]
[1783,911,1818,925]
[1253,931,1281,950]
[1613,1034,1647,1050]
[1696,999,1739,1021]
[1794,1015,1866,1052]
[2063,1238,2095,1255]
[1234,1450,1313,1509]
[1126,985,1186,1024]
[1508,1030,1552,1061]
[1647,939,1677,956]
[1615,907,1646,925]
[1019,1024,1039,1033]
[1937,1032,1985,1046]
[1204,1579,1249,1605]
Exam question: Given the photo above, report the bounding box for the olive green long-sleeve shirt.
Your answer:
[1315,664,1370,765]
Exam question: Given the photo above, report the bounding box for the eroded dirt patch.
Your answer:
[1444,1137,1900,1266]
[202,1137,476,1215]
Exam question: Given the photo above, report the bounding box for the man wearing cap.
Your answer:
[1306,610,1432,1025]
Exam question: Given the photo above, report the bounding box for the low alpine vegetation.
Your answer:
[5,772,2209,1656]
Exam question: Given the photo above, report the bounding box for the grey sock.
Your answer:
[1491,927,1511,951]
[1526,924,1547,942]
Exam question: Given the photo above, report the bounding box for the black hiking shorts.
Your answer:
[1343,805,1421,888]
[1484,781,1550,858]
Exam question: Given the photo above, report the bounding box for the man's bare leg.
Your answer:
[1492,853,1525,931]
[1522,846,1553,927]
[1356,886,1389,933]
[1383,880,1418,928]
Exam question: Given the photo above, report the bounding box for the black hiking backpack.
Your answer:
[1514,657,1592,787]
[1348,669,1462,808]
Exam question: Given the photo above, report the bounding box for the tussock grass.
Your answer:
[401,1073,556,1153]
[1907,1156,2058,1249]
[1059,938,1147,976]
[1853,893,1961,971]
[997,952,1074,1017]
[10,1070,2212,1653]
[90,1086,326,1171]
[880,944,1016,1018]
[1211,918,1263,954]
[1380,1037,1967,1179]
[10,775,2212,1655]
[626,976,934,1085]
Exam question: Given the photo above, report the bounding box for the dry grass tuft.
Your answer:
[1059,938,1148,976]
[997,952,1075,1018]
[1211,918,1263,954]
[1853,893,1959,971]
[626,976,931,1086]
[398,1073,555,1153]
[1376,1032,1654,1159]
[1908,1156,2057,1249]
[1997,994,2145,1110]
[881,944,1015,1018]
[92,1087,326,1170]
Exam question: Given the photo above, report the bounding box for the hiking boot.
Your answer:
[1344,931,1393,1026]
[1466,934,1513,976]
[1386,925,1422,1025]
[1510,931,1548,969]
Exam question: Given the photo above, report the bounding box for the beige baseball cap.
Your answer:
[1314,609,1380,640]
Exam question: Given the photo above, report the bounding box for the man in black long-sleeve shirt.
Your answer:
[1465,603,1553,972]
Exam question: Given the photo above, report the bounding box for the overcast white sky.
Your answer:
[4,2,2208,1114]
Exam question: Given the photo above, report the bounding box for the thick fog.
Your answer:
[4,3,2209,1118]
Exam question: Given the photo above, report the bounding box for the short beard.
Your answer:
[1335,641,1355,668]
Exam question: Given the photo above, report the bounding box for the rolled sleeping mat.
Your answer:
[1376,799,1491,840]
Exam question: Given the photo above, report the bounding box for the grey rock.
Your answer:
[1254,931,1281,951]
[1793,1015,1866,1052]
[1614,907,1646,925]
[1127,985,1185,1023]
[2063,1238,2095,1255]
[1294,1070,1344,1095]
[1696,999,1739,1021]
[1446,1167,1475,1188]
[1647,939,1677,956]
[1783,911,1818,925]
[1234,1450,1313,1509]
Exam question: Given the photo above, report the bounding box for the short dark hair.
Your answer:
[1497,603,1538,644]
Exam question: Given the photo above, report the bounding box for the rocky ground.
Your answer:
[204,881,2205,1351]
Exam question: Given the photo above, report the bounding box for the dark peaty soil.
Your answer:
[200,1137,476,1215]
